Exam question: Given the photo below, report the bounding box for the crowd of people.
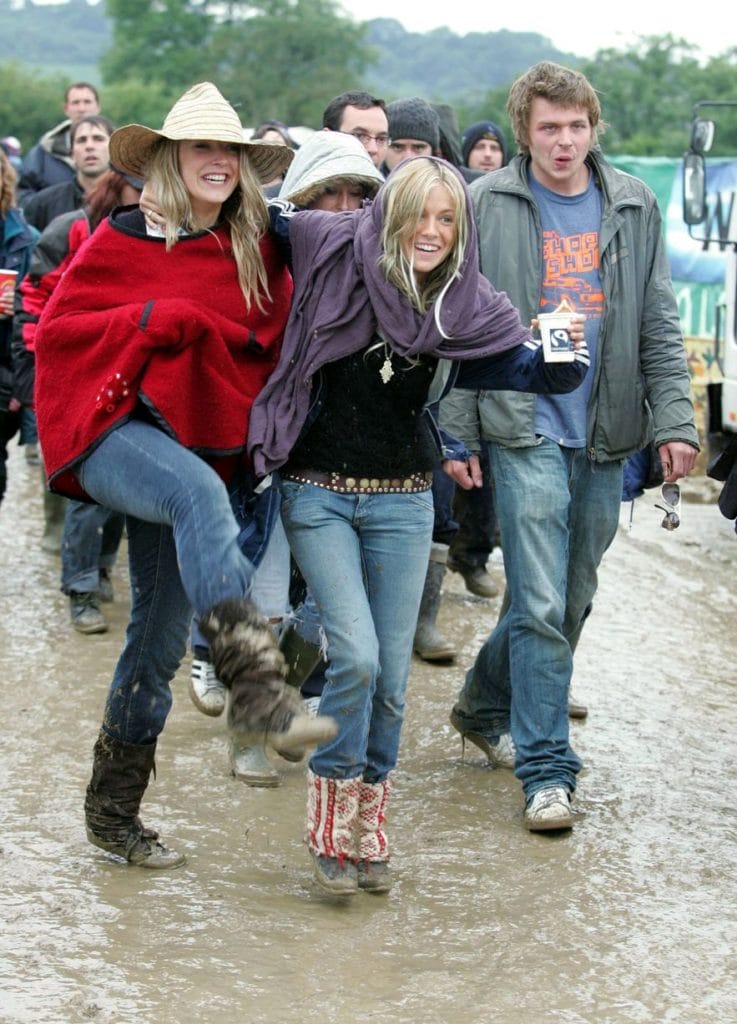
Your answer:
[0,63,698,897]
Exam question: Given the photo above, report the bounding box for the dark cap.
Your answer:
[461,120,509,168]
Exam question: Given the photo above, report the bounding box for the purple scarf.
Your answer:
[248,157,529,475]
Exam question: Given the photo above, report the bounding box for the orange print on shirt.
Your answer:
[541,230,604,317]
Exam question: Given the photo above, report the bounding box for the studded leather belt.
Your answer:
[281,469,433,494]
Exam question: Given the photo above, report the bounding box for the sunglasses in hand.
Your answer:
[654,482,681,530]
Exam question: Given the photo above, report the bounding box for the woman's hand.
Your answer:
[531,314,587,349]
[139,182,165,231]
[567,315,586,348]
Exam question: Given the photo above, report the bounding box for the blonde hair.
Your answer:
[0,148,18,217]
[379,158,467,313]
[147,139,271,312]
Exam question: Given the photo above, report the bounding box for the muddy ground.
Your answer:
[1,441,736,1024]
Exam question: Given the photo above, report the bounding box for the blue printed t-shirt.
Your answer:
[530,169,603,448]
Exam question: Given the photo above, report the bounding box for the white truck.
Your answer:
[682,101,737,455]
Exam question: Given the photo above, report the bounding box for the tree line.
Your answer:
[1,0,736,157]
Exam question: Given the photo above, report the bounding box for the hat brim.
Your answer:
[109,124,293,185]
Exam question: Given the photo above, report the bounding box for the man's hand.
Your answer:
[442,453,483,490]
[658,441,698,482]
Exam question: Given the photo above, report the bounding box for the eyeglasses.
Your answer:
[346,130,389,147]
[654,482,681,530]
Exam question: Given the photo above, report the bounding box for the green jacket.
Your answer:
[440,149,699,462]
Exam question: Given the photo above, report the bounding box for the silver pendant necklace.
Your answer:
[379,344,394,384]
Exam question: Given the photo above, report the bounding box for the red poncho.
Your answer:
[35,213,292,499]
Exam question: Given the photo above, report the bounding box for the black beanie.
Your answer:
[461,120,509,168]
[387,97,440,151]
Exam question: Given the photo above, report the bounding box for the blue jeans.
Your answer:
[78,421,254,744]
[278,479,434,783]
[60,499,125,595]
[454,438,623,797]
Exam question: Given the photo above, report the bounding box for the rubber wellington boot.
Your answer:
[228,738,280,788]
[41,480,66,554]
[199,597,337,757]
[413,544,456,663]
[84,730,185,869]
[278,624,323,691]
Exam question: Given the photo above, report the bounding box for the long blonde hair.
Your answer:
[379,157,468,313]
[146,140,271,312]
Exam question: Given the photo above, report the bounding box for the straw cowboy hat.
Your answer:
[109,82,294,185]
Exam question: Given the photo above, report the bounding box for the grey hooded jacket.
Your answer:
[440,148,699,462]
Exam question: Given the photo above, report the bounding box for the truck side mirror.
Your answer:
[683,151,707,224]
[690,118,715,155]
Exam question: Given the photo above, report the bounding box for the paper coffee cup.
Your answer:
[538,311,575,362]
[0,268,18,298]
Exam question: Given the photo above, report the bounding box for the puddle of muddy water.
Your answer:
[1,445,736,1023]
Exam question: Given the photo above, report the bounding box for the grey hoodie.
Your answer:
[278,131,384,207]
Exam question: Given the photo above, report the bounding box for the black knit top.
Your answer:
[288,340,439,477]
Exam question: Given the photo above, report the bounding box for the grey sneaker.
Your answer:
[449,708,516,768]
[70,592,107,635]
[524,786,573,832]
[311,853,358,896]
[357,860,392,894]
[189,657,227,717]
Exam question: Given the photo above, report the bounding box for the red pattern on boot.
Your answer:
[306,770,360,865]
[357,778,391,862]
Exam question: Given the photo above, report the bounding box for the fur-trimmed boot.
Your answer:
[84,730,185,869]
[198,597,337,757]
[356,778,392,893]
[306,769,360,895]
[413,543,456,663]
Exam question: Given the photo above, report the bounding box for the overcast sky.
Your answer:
[338,1,729,61]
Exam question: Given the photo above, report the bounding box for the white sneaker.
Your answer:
[488,732,516,769]
[189,657,227,717]
[302,695,321,717]
[524,786,573,832]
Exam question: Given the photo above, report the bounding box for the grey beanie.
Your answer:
[386,97,440,151]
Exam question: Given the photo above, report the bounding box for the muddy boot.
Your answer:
[199,597,337,757]
[84,730,185,869]
[357,778,392,894]
[413,544,456,663]
[278,624,323,690]
[306,769,359,896]
[228,738,280,788]
[41,479,66,554]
